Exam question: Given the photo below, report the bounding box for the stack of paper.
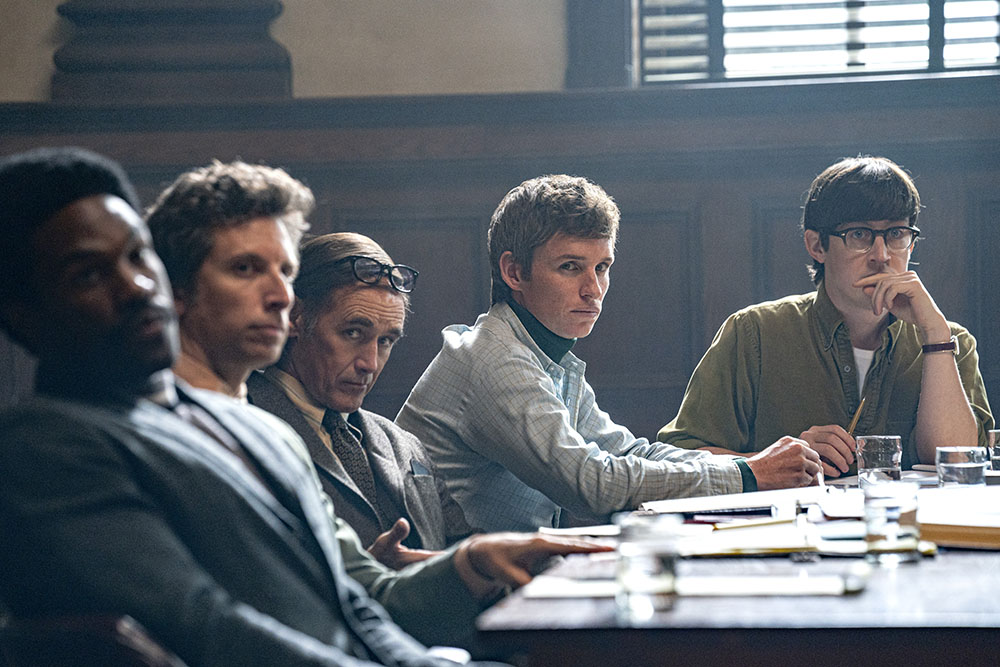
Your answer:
[917,486,1000,548]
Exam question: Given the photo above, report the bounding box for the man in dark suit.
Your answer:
[246,232,469,561]
[0,147,519,666]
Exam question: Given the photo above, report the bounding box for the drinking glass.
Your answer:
[856,435,902,487]
[936,446,989,486]
[864,481,920,565]
[614,512,681,624]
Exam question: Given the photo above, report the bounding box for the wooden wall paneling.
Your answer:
[750,198,817,304]
[0,74,997,414]
[574,208,701,440]
[908,170,972,327]
[690,179,757,347]
[969,195,1000,406]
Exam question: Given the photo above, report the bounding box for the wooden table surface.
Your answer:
[477,549,1000,666]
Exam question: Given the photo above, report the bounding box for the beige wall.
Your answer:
[0,0,65,102]
[276,0,566,97]
[0,0,567,102]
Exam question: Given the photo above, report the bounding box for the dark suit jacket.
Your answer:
[247,371,470,551]
[0,382,468,667]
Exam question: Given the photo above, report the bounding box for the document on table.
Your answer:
[521,564,871,599]
[638,486,832,518]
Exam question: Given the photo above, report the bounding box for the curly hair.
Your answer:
[146,160,313,294]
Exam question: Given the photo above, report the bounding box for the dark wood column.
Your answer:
[53,0,291,103]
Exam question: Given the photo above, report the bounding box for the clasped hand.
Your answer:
[853,270,949,342]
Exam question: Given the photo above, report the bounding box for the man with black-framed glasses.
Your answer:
[658,155,993,472]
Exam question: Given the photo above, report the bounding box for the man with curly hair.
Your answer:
[146,160,312,398]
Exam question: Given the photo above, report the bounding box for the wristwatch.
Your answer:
[922,335,958,356]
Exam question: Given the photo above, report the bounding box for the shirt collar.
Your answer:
[263,366,365,445]
[146,376,180,408]
[506,298,576,363]
[263,366,328,428]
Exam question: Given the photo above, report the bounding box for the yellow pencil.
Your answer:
[847,396,867,436]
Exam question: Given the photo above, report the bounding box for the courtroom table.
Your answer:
[477,550,1000,666]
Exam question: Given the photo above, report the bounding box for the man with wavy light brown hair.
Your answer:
[146,160,312,398]
[398,174,822,534]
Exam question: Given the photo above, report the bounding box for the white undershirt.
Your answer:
[853,347,875,396]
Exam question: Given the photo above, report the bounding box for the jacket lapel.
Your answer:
[130,396,301,533]
[181,387,346,580]
[353,411,408,514]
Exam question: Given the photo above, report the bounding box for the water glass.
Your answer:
[614,512,681,623]
[863,481,920,565]
[856,435,902,487]
[936,446,989,486]
[988,430,1000,471]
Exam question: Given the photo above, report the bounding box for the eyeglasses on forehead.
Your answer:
[337,255,418,293]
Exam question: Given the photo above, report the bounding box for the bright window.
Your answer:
[637,0,1000,82]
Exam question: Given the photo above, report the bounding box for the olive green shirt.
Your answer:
[657,283,994,469]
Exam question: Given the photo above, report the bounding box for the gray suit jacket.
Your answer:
[0,382,477,667]
[246,371,470,551]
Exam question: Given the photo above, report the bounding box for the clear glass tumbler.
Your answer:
[936,446,989,486]
[614,512,681,624]
[856,435,902,487]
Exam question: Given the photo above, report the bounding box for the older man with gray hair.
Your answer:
[248,232,470,564]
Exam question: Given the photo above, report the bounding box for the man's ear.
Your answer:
[287,300,303,340]
[804,230,826,264]
[499,251,526,293]
[172,287,189,318]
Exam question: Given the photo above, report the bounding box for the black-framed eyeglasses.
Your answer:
[829,226,921,253]
[337,255,419,293]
